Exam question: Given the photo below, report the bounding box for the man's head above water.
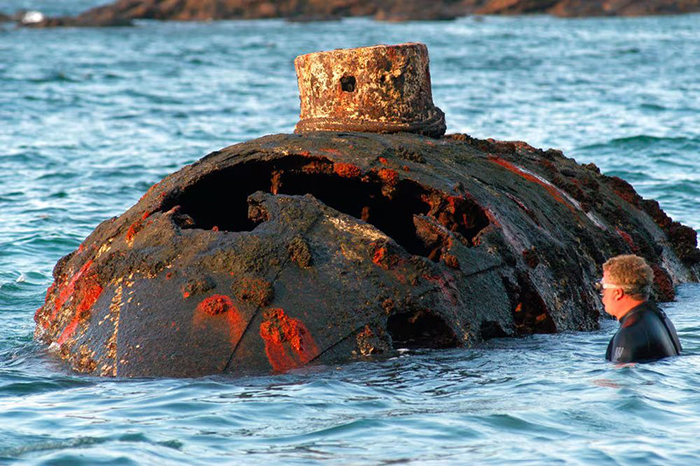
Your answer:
[601,254,681,363]
[599,254,654,320]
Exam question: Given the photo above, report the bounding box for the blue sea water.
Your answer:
[1,6,700,464]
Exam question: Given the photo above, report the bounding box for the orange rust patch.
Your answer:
[301,160,330,175]
[259,308,319,372]
[76,280,102,314]
[373,247,387,266]
[372,244,398,270]
[126,219,144,246]
[56,320,80,346]
[356,325,383,356]
[333,162,362,178]
[489,156,575,213]
[139,182,160,201]
[193,294,245,345]
[50,260,95,322]
[443,254,460,270]
[484,209,501,228]
[56,271,103,346]
[197,295,234,316]
[377,168,399,187]
[512,141,537,152]
[441,195,472,229]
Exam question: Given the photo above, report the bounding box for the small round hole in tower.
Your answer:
[340,75,356,92]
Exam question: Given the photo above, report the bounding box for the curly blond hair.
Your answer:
[603,254,654,301]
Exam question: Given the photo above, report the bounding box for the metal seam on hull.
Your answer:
[221,211,325,373]
[310,263,509,363]
[221,255,290,373]
[307,321,382,364]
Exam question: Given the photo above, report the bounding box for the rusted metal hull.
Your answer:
[34,131,700,377]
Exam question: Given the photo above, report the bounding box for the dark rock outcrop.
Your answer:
[34,131,700,377]
[548,0,700,17]
[21,0,700,27]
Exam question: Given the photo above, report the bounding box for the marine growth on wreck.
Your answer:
[34,43,700,377]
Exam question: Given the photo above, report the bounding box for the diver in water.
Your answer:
[599,254,682,363]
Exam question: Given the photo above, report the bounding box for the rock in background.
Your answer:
[15,0,700,27]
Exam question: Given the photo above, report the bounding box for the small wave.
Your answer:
[614,47,641,55]
[578,134,698,152]
[0,378,92,397]
[283,418,387,442]
[612,135,697,144]
[639,103,667,112]
[0,436,108,460]
[26,71,80,84]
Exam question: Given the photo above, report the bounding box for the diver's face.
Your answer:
[600,271,623,319]
[600,271,612,315]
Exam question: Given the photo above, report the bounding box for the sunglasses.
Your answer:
[594,281,623,296]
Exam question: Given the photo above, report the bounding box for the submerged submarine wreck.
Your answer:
[35,43,700,377]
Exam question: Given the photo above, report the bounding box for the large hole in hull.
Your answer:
[480,320,508,341]
[387,310,461,349]
[161,155,490,261]
[503,273,557,336]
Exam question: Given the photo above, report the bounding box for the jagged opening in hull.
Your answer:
[426,195,491,247]
[162,155,490,260]
[480,320,508,341]
[387,310,461,349]
[508,273,557,335]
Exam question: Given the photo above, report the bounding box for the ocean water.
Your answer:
[1,8,699,464]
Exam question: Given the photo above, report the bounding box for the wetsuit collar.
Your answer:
[618,300,650,325]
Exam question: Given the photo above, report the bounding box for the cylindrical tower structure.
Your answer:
[294,43,446,138]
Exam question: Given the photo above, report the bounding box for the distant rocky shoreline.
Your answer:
[5,0,700,27]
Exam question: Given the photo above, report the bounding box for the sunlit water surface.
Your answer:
[1,7,699,464]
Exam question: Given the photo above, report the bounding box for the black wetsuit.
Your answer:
[606,301,682,363]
